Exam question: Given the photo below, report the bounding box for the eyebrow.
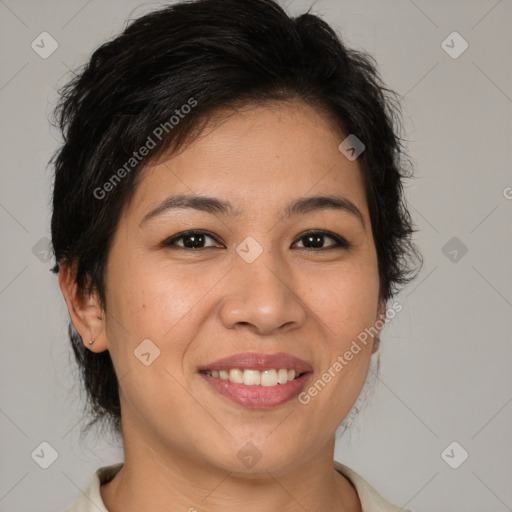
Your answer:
[139,193,365,230]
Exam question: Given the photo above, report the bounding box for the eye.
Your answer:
[292,230,350,250]
[162,230,223,249]
[162,229,349,251]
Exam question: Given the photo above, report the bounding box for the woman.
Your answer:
[52,0,422,510]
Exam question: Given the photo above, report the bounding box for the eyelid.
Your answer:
[292,229,350,249]
[163,230,224,248]
[162,229,349,250]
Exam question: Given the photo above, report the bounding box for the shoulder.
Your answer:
[334,460,414,512]
[65,460,411,512]
[64,463,123,512]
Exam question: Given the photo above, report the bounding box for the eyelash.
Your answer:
[162,229,350,251]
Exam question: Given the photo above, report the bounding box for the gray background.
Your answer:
[1,0,511,511]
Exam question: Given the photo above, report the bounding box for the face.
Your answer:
[63,100,385,475]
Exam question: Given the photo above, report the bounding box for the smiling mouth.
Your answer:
[197,352,313,408]
[198,369,312,409]
[199,368,308,387]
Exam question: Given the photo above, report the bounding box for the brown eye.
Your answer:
[293,230,349,250]
[163,230,223,249]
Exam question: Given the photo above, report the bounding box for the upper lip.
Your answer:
[198,352,313,373]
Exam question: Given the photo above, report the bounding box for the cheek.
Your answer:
[301,256,380,346]
[103,262,211,418]
[295,262,379,426]
[104,257,221,359]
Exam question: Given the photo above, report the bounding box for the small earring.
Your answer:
[89,339,95,345]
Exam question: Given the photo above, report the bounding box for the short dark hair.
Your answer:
[50,0,422,436]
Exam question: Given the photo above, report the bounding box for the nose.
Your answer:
[217,253,307,336]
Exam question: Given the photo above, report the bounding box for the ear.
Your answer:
[58,262,108,353]
[371,299,387,354]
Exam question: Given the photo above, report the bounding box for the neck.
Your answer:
[101,419,361,512]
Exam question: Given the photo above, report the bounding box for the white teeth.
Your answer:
[203,368,303,386]
[261,369,278,387]
[243,369,261,386]
[229,369,243,384]
[277,368,289,384]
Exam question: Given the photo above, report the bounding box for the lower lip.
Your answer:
[199,372,311,409]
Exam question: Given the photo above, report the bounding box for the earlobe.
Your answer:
[57,263,108,353]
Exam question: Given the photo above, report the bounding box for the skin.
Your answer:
[59,100,386,512]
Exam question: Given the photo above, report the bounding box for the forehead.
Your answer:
[129,100,368,220]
